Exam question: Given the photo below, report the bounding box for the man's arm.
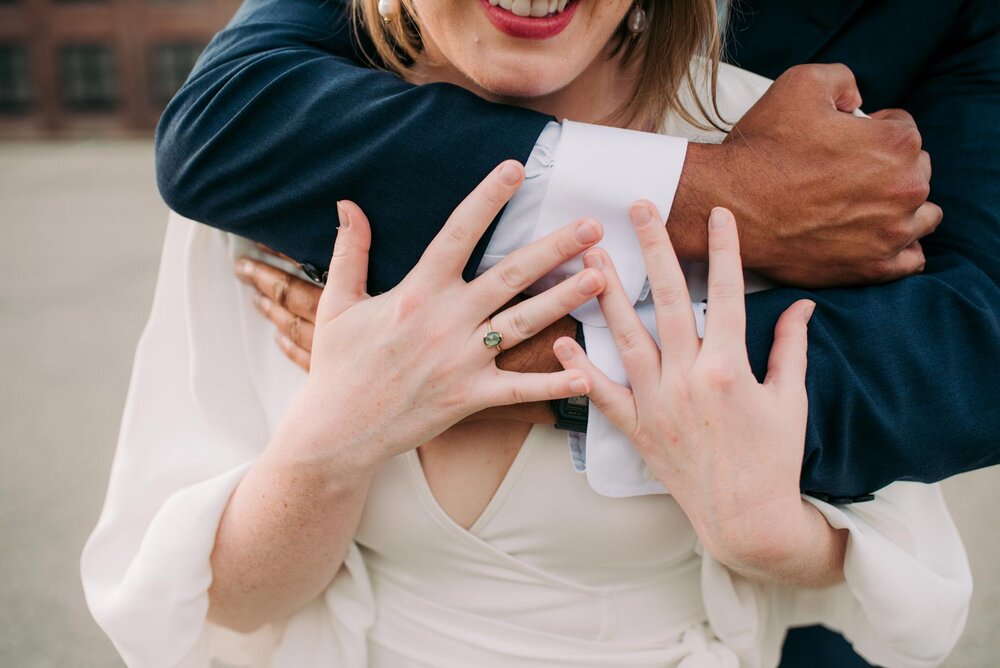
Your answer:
[159,0,997,497]
[159,0,932,294]
[156,0,550,292]
[745,0,1000,498]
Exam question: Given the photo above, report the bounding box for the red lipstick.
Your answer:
[479,0,580,40]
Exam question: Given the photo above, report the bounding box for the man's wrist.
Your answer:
[495,315,576,373]
[668,142,729,263]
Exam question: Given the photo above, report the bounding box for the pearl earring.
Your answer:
[378,0,400,22]
[627,2,648,36]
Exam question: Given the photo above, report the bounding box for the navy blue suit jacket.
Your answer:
[156,0,1000,501]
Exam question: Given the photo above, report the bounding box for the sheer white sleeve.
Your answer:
[80,214,375,668]
[701,483,972,668]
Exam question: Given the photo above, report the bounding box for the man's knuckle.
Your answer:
[273,275,291,307]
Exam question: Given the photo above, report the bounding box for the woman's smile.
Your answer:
[482,0,580,39]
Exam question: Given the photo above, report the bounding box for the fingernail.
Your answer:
[583,250,604,270]
[276,332,291,349]
[499,161,522,186]
[575,219,601,245]
[554,341,572,361]
[235,259,253,280]
[578,271,601,294]
[631,204,652,227]
[709,207,731,231]
[337,201,350,230]
[803,301,816,323]
[569,377,589,395]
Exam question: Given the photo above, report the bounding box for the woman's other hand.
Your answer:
[281,160,605,472]
[554,204,846,586]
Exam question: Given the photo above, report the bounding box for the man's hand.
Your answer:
[236,252,564,424]
[670,64,942,288]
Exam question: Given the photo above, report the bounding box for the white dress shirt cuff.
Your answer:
[529,120,687,326]
[478,121,688,329]
[478,121,562,274]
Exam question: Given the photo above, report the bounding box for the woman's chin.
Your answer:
[471,69,575,102]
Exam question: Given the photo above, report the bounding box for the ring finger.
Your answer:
[253,291,316,352]
[487,268,605,352]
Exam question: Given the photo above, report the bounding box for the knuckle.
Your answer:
[444,221,471,247]
[613,328,645,358]
[506,385,527,406]
[651,283,687,308]
[902,125,923,152]
[708,278,742,301]
[273,275,291,307]
[553,231,578,259]
[507,309,533,341]
[701,361,739,393]
[496,257,528,292]
[391,290,425,322]
[887,173,929,209]
[867,257,899,281]
[877,220,913,251]
[783,64,818,86]
[888,123,923,153]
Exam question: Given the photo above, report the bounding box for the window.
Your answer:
[60,44,117,111]
[149,42,203,105]
[0,44,32,113]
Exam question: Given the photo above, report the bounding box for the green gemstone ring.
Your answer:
[483,319,503,353]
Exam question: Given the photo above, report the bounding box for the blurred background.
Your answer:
[0,1,997,667]
[0,0,239,139]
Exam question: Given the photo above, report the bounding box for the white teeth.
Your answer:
[491,0,570,17]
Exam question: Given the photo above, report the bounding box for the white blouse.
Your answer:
[82,67,973,668]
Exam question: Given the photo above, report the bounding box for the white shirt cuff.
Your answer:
[529,120,687,326]
[479,121,688,329]
[478,121,562,274]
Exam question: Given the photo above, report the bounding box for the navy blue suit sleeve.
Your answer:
[155,0,551,292]
[746,0,1000,499]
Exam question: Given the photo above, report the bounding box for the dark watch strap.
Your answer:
[553,320,589,433]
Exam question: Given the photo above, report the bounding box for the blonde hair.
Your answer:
[352,0,728,131]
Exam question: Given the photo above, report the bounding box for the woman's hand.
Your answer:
[554,204,846,586]
[280,160,605,472]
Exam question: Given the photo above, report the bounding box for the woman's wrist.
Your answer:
[270,387,387,486]
[701,495,847,587]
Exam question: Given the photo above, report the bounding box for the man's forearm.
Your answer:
[157,0,551,293]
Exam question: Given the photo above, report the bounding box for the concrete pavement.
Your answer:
[0,141,996,667]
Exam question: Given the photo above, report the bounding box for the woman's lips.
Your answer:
[480,0,580,40]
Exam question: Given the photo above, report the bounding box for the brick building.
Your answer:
[0,0,240,138]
